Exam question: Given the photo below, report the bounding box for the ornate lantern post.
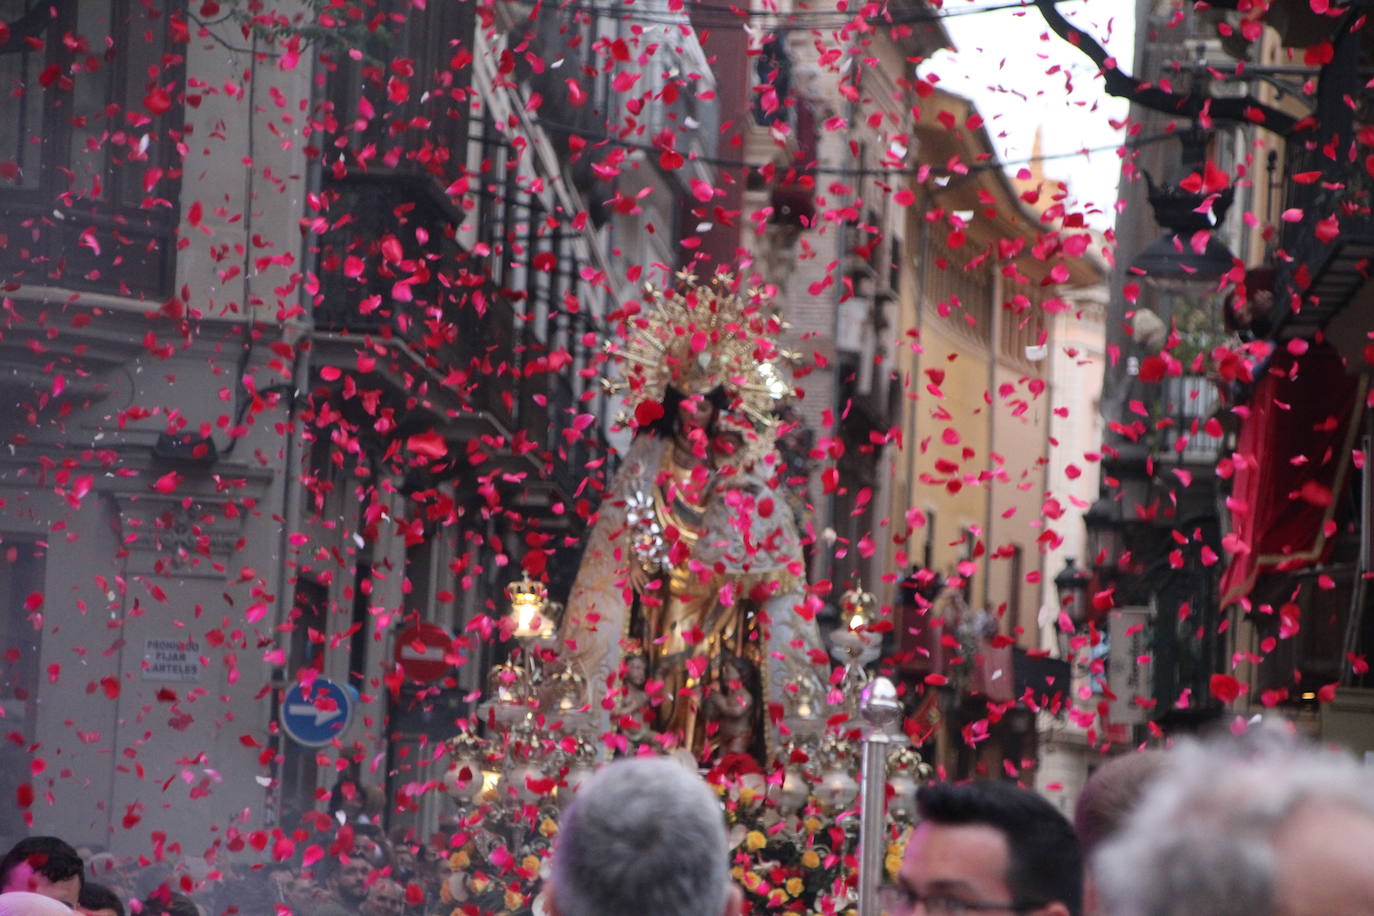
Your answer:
[829,585,882,702]
[505,573,553,640]
[856,677,902,916]
[1054,557,1092,632]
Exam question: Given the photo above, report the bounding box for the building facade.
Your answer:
[1073,0,1374,779]
[0,0,726,853]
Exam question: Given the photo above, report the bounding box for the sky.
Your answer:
[924,0,1137,230]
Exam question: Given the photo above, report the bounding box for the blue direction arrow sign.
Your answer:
[280,677,354,747]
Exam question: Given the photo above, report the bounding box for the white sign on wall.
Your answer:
[142,638,203,682]
[836,298,871,354]
[1107,606,1153,726]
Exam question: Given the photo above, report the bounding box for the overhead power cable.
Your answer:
[548,0,1086,32]
[532,113,1157,181]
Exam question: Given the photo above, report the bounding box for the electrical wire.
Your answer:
[560,0,1070,19]
[546,0,1085,31]
[531,112,1145,178]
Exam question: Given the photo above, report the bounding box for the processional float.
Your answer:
[441,274,930,916]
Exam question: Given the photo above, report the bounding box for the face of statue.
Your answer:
[625,655,647,688]
[677,393,715,434]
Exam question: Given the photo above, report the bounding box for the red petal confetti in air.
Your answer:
[0,1,1362,908]
[1304,41,1334,66]
[634,399,665,427]
[406,430,448,460]
[151,471,181,494]
[144,87,172,116]
[1209,674,1247,704]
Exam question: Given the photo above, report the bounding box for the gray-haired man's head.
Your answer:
[548,756,741,916]
[1093,721,1374,916]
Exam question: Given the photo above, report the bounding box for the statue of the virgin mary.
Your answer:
[557,275,827,760]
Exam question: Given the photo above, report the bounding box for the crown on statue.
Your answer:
[605,271,795,450]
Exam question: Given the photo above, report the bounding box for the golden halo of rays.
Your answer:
[603,271,797,461]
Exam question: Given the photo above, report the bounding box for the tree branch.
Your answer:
[0,1,66,55]
[1033,0,1304,137]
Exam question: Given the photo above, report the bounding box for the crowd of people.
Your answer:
[551,720,1374,916]
[0,824,467,916]
[0,720,1370,916]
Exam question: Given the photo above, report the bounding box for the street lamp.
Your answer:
[1084,496,1122,577]
[1131,128,1237,294]
[1054,557,1092,629]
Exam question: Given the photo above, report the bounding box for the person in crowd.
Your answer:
[545,756,741,916]
[80,858,128,906]
[130,864,173,908]
[0,838,84,907]
[262,864,295,904]
[1094,722,1374,916]
[0,892,75,916]
[386,828,419,886]
[427,847,467,914]
[209,869,276,916]
[1074,751,1168,857]
[138,890,199,916]
[359,880,404,916]
[282,874,324,916]
[76,883,123,916]
[888,780,1082,916]
[308,858,371,916]
[1073,750,1168,916]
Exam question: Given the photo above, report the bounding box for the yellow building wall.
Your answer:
[988,355,1051,644]
[904,309,993,603]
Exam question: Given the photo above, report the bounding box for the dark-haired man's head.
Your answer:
[0,837,84,907]
[77,882,124,916]
[325,859,371,908]
[890,781,1082,916]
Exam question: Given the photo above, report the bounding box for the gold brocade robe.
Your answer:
[642,446,743,748]
[557,434,826,760]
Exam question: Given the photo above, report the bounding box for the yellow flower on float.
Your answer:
[801,849,821,869]
[738,786,759,805]
[522,855,541,875]
[742,871,764,892]
[886,839,907,878]
[539,817,558,837]
[745,830,767,852]
[803,816,822,834]
[450,850,470,869]
[470,876,490,894]
[504,889,523,910]
[785,877,804,897]
[731,866,744,881]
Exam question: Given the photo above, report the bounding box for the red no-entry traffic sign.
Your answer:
[394,622,454,683]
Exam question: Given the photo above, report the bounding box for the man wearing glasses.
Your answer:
[883,781,1082,916]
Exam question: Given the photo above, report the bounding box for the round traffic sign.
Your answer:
[394,622,454,683]
[280,677,354,747]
